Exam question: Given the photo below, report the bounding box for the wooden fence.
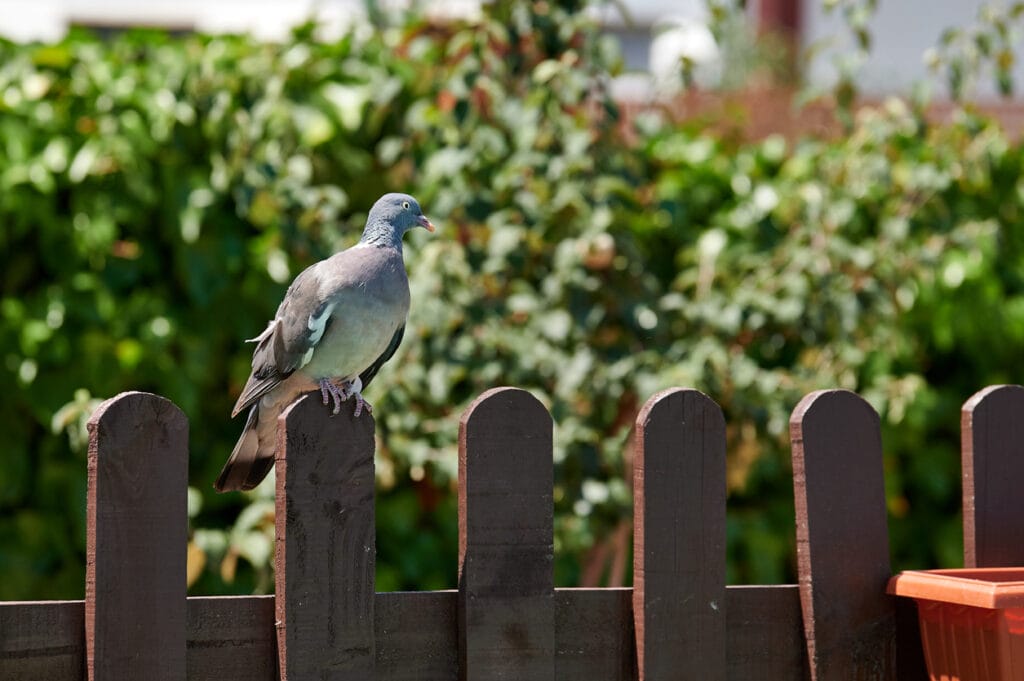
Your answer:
[2,384,1023,680]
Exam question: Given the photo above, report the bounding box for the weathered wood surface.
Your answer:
[16,382,1023,680]
[375,591,458,680]
[633,388,726,680]
[186,595,277,681]
[962,384,1024,568]
[0,600,84,680]
[725,585,807,680]
[791,390,896,681]
[555,587,635,681]
[0,586,811,681]
[85,391,188,681]
[275,394,376,681]
[458,387,555,680]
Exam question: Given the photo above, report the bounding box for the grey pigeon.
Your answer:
[215,193,434,492]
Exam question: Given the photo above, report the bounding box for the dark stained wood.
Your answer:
[0,587,819,681]
[1,597,278,681]
[893,596,928,681]
[0,600,84,680]
[790,390,895,681]
[633,388,727,680]
[186,595,277,681]
[555,588,635,681]
[725,585,807,681]
[85,392,188,681]
[458,387,555,680]
[8,384,967,681]
[961,384,1024,567]
[275,394,377,681]
[376,591,458,680]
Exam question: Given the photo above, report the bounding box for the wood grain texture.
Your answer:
[725,586,807,681]
[85,391,188,681]
[633,388,727,681]
[961,384,1024,568]
[275,394,376,681]
[376,591,458,680]
[0,601,84,680]
[0,587,818,681]
[791,390,895,681]
[187,595,277,681]
[458,387,555,681]
[555,588,635,681]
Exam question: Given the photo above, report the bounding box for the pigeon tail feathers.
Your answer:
[215,406,275,492]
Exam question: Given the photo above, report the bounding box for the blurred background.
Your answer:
[1,0,1023,599]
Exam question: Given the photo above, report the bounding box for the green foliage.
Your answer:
[2,5,1024,599]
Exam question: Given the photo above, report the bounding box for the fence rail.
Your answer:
[2,384,1023,680]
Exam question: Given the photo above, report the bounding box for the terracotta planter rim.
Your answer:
[888,567,1024,610]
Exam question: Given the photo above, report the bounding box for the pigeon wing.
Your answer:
[358,324,405,390]
[231,263,334,417]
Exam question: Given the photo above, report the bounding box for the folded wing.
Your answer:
[231,265,330,417]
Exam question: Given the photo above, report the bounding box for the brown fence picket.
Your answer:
[13,383,1014,681]
[633,388,727,681]
[961,384,1024,567]
[85,391,188,681]
[275,394,376,681]
[790,390,895,681]
[458,387,554,680]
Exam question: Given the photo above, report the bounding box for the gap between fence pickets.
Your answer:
[3,383,1021,681]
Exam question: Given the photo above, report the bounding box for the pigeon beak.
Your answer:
[417,215,435,233]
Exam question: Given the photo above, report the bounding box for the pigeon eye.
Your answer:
[402,201,410,210]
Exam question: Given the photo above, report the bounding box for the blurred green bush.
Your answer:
[2,3,1023,599]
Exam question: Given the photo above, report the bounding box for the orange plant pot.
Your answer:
[888,568,1024,681]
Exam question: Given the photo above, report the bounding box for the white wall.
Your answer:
[2,0,1022,100]
[0,0,494,40]
[802,0,1024,99]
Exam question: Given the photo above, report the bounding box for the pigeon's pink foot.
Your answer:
[318,378,346,415]
[327,377,372,417]
[351,392,372,418]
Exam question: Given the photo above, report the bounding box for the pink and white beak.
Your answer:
[417,215,435,233]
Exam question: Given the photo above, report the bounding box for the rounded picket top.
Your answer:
[789,388,894,679]
[457,386,554,547]
[87,390,188,456]
[962,384,1024,568]
[459,386,552,440]
[633,387,727,679]
[86,391,188,681]
[963,384,1024,417]
[635,387,725,433]
[790,388,880,436]
[457,387,555,679]
[279,388,378,432]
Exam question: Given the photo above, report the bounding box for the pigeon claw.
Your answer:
[352,393,373,418]
[318,378,346,415]
[340,378,372,418]
[319,377,372,417]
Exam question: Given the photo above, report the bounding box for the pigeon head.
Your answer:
[361,193,434,247]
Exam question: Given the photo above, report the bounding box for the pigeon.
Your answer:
[215,193,434,492]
